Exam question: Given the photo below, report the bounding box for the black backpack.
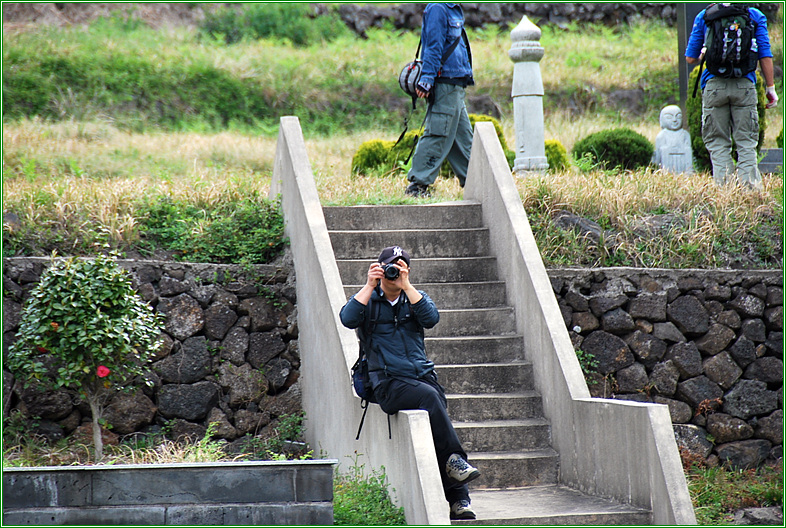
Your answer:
[703,3,757,79]
[692,4,758,98]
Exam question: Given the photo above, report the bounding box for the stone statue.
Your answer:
[652,105,694,174]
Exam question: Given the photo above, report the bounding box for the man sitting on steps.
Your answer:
[339,245,480,520]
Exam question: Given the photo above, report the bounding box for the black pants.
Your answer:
[373,371,470,504]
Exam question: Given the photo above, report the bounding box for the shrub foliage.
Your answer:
[572,128,654,171]
[199,3,350,46]
[351,113,515,176]
[7,254,164,461]
[139,198,286,265]
[545,139,570,173]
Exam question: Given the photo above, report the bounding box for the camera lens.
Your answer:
[383,264,400,280]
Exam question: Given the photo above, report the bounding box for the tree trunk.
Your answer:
[87,394,104,463]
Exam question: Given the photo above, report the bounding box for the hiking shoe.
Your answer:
[405,182,431,197]
[446,453,480,483]
[450,499,476,520]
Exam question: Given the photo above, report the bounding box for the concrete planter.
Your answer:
[3,460,337,526]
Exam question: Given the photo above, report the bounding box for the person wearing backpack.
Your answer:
[685,3,778,189]
[339,246,480,520]
[405,3,474,198]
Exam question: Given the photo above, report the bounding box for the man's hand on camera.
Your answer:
[389,261,411,288]
[367,262,384,287]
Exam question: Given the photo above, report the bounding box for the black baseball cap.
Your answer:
[378,246,410,266]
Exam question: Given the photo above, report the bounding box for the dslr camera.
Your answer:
[382,263,400,280]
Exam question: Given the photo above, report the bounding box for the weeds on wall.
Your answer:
[333,452,406,526]
[687,459,783,525]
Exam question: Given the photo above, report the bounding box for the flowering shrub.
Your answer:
[8,254,163,461]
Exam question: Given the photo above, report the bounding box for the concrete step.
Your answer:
[467,449,560,489]
[336,256,500,284]
[425,308,517,337]
[454,486,652,525]
[427,336,526,365]
[436,364,534,394]
[323,203,484,230]
[329,228,490,260]
[343,282,507,310]
[446,392,544,422]
[453,419,551,452]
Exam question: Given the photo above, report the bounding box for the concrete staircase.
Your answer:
[325,202,651,525]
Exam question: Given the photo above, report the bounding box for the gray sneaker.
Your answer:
[446,453,480,483]
[405,182,431,197]
[450,499,476,520]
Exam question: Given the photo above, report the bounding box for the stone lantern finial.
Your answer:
[509,16,548,175]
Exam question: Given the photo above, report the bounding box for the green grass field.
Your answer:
[2,8,783,268]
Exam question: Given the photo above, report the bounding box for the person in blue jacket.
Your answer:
[405,3,474,198]
[685,4,778,188]
[339,246,480,520]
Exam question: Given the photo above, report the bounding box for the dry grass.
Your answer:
[517,168,781,219]
[2,435,244,467]
[517,168,782,267]
[3,119,274,247]
[3,107,781,267]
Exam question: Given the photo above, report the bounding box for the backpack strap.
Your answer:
[692,56,705,99]
[355,297,390,441]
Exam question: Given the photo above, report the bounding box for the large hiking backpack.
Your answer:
[703,3,758,79]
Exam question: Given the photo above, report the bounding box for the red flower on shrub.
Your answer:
[36,346,48,353]
[96,365,111,378]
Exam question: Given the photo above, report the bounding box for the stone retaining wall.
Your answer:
[328,2,781,36]
[3,257,782,469]
[549,268,783,469]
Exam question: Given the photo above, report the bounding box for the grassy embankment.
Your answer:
[3,15,782,268]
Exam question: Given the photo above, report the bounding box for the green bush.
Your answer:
[777,127,783,149]
[572,128,654,171]
[7,254,164,461]
[200,4,350,46]
[350,113,515,177]
[545,139,570,173]
[469,113,516,168]
[139,198,286,265]
[351,139,396,174]
[687,67,767,174]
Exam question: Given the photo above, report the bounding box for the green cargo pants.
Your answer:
[702,77,761,188]
[407,83,473,187]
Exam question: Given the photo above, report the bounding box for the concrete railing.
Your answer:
[464,122,697,525]
[3,461,335,525]
[270,116,450,525]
